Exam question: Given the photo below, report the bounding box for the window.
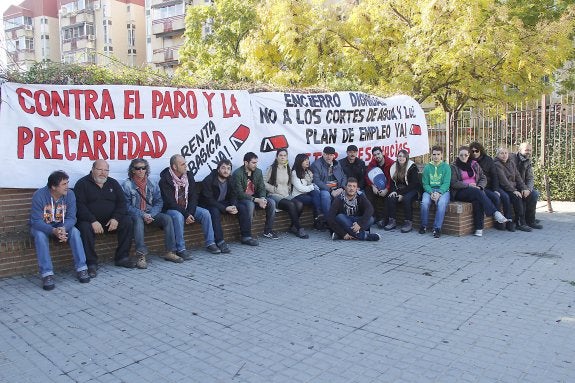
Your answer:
[127,24,135,46]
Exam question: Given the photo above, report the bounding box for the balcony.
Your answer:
[8,25,34,40]
[152,46,181,66]
[60,11,95,27]
[150,0,184,7]
[152,15,185,36]
[62,36,95,52]
[7,49,35,63]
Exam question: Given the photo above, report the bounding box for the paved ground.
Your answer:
[1,201,574,383]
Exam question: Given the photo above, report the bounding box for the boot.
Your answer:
[384,218,396,231]
[400,220,413,233]
[506,221,516,232]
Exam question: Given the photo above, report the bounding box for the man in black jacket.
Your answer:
[75,160,134,276]
[339,145,366,191]
[159,154,221,259]
[198,159,240,253]
[327,177,380,241]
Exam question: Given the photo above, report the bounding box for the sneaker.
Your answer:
[376,220,386,229]
[297,228,309,239]
[474,229,483,237]
[218,241,231,254]
[115,257,136,268]
[42,275,55,291]
[176,249,194,261]
[77,270,91,283]
[506,221,516,232]
[432,228,441,238]
[331,232,341,240]
[136,254,148,269]
[495,222,506,231]
[164,251,184,263]
[263,231,279,240]
[400,220,413,233]
[517,224,532,232]
[419,226,427,234]
[206,244,222,254]
[384,218,396,231]
[527,222,543,229]
[493,211,508,224]
[365,233,381,241]
[87,265,98,278]
[241,238,259,246]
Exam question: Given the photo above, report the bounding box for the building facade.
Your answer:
[3,0,147,71]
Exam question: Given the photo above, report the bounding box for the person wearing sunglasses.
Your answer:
[450,146,508,236]
[123,158,182,268]
[469,141,514,231]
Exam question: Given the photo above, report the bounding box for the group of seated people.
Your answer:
[29,142,542,291]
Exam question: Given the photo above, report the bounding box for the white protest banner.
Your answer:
[250,92,429,166]
[0,83,255,188]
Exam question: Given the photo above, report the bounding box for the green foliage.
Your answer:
[3,61,176,87]
[534,161,575,201]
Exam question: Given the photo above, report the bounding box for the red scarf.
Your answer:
[169,167,189,208]
[134,176,147,211]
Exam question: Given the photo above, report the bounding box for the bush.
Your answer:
[534,162,575,201]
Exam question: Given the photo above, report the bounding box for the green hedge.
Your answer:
[534,162,575,201]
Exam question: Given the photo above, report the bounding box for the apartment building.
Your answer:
[3,0,60,71]
[148,0,212,74]
[3,0,146,70]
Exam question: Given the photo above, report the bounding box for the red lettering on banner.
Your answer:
[221,93,241,118]
[203,92,215,118]
[63,130,76,160]
[17,126,33,158]
[124,90,144,119]
[16,126,167,160]
[15,87,116,120]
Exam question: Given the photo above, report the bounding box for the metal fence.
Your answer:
[425,94,575,165]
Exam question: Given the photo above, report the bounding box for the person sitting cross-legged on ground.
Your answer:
[232,152,278,245]
[419,145,451,238]
[265,149,308,239]
[450,146,508,237]
[198,159,243,253]
[159,154,222,258]
[30,170,90,290]
[327,177,380,241]
[291,153,323,230]
[75,160,135,275]
[383,149,421,233]
[494,145,533,232]
[122,158,181,267]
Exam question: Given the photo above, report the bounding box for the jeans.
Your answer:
[293,190,321,218]
[385,189,419,221]
[31,226,88,277]
[485,188,511,219]
[524,189,539,224]
[319,190,332,217]
[334,214,374,240]
[131,212,176,254]
[166,207,215,251]
[502,191,527,225]
[77,214,133,265]
[236,198,276,239]
[420,191,450,230]
[454,187,498,230]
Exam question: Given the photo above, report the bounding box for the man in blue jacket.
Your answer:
[30,170,90,290]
